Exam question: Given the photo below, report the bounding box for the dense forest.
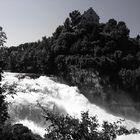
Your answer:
[1,8,140,102]
[0,7,140,140]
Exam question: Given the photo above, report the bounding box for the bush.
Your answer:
[43,110,140,140]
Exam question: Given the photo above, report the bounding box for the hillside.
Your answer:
[1,8,140,103]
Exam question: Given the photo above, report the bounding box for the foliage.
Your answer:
[0,27,9,126]
[43,110,140,140]
[1,8,140,100]
[1,13,140,139]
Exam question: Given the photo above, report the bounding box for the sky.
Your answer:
[0,0,140,47]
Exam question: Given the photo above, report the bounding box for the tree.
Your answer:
[104,19,117,34]
[69,10,82,26]
[117,21,130,39]
[0,26,8,126]
[0,27,7,47]
[64,18,72,32]
[43,109,139,140]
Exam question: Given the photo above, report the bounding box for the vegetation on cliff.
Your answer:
[1,8,140,139]
[1,8,140,101]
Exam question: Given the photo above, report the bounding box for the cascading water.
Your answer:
[2,72,140,139]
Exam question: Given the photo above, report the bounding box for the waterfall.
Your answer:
[2,72,140,139]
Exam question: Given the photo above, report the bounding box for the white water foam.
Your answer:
[2,72,140,139]
[17,119,46,137]
[117,134,140,140]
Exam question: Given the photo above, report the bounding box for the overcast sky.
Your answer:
[0,0,140,47]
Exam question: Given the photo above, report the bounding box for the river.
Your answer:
[2,72,140,139]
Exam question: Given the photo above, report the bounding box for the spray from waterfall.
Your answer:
[2,72,140,139]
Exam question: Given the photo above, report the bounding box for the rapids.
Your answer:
[2,72,140,139]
